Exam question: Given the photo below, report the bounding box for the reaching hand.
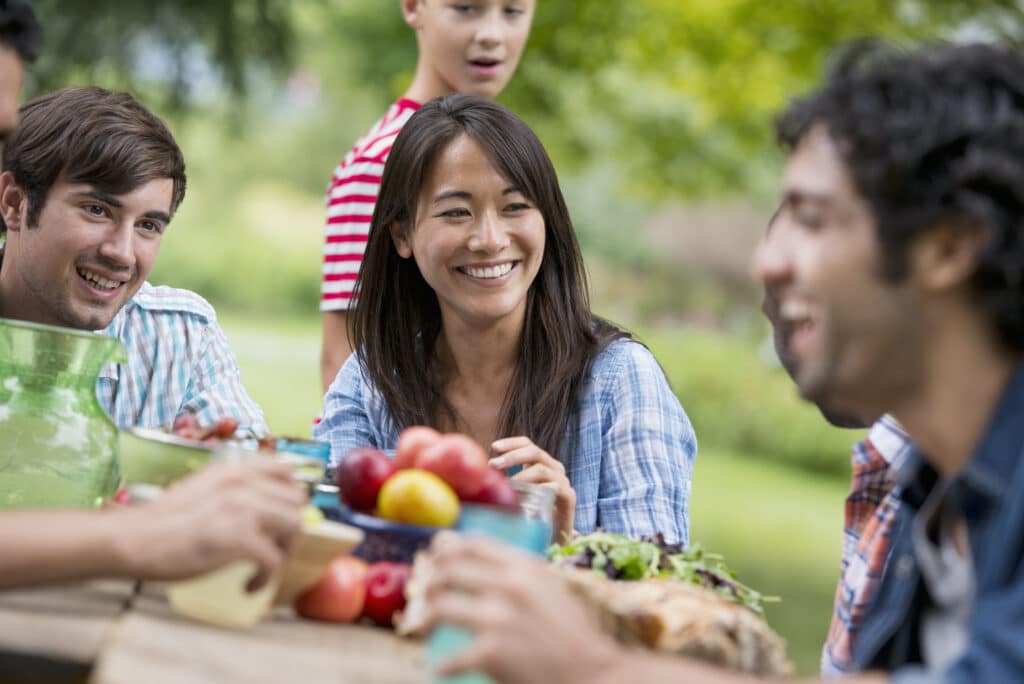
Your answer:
[114,460,306,588]
[490,436,576,541]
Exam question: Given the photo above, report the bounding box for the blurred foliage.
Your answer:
[645,327,865,478]
[315,0,1024,198]
[28,0,1024,199]
[29,0,294,110]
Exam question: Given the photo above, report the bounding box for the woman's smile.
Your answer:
[455,260,520,284]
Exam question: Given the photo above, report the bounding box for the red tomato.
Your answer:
[335,447,397,511]
[362,562,412,627]
[213,415,240,438]
[464,467,521,512]
[414,434,489,499]
[394,426,442,470]
[294,556,368,623]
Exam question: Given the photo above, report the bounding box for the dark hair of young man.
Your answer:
[776,40,1024,352]
[2,86,187,231]
[0,0,40,63]
[351,93,628,459]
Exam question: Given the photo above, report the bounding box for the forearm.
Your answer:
[321,310,353,394]
[592,648,886,684]
[0,509,140,588]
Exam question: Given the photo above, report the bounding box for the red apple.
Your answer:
[394,426,442,470]
[362,561,412,627]
[335,447,397,511]
[464,467,521,512]
[294,556,368,623]
[414,434,489,499]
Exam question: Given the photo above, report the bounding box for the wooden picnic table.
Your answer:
[0,580,426,683]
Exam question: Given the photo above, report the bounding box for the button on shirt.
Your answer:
[315,339,697,544]
[851,362,1024,682]
[96,282,267,436]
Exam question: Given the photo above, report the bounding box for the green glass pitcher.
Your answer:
[0,317,126,508]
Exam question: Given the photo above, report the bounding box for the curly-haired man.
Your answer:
[418,40,1024,684]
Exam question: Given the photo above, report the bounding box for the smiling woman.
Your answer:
[315,94,697,544]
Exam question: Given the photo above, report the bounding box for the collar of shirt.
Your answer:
[900,361,1024,516]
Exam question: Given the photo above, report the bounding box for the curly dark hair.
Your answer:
[777,39,1024,351]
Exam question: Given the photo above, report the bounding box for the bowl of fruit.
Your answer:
[324,427,521,565]
[117,415,243,487]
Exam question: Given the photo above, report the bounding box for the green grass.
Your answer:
[220,314,849,675]
[690,446,846,675]
[219,313,323,437]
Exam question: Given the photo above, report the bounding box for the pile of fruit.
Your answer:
[334,426,519,527]
[295,556,412,627]
[293,427,523,629]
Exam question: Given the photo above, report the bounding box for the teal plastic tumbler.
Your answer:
[427,484,555,684]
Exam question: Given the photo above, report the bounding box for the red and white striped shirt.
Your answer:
[321,98,421,311]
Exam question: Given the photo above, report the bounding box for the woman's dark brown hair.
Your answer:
[3,86,186,231]
[350,93,626,459]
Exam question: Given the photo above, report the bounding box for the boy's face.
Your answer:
[754,124,925,417]
[1,175,173,330]
[405,0,535,99]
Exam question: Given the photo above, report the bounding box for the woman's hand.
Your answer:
[490,436,575,541]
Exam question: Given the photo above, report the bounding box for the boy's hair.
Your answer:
[352,93,627,459]
[0,0,40,63]
[3,86,187,230]
[777,40,1024,351]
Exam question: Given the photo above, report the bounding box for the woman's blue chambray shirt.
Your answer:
[315,339,696,545]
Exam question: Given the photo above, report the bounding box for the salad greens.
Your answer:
[547,532,778,616]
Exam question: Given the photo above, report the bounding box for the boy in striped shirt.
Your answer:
[320,0,536,392]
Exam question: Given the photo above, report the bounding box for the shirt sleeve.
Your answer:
[178,319,268,438]
[595,342,696,545]
[313,353,380,470]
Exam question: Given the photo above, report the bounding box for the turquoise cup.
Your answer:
[427,487,554,684]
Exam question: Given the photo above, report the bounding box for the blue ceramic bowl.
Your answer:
[321,503,441,564]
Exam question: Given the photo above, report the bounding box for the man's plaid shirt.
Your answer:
[822,414,913,677]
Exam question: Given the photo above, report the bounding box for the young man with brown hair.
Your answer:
[0,86,266,434]
[0,8,304,590]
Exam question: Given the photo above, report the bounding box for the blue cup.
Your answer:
[426,504,551,684]
[275,438,334,509]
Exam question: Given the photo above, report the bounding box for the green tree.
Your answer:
[328,0,1024,197]
[27,0,1024,198]
[29,0,294,109]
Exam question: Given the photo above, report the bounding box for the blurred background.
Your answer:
[26,0,1024,674]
